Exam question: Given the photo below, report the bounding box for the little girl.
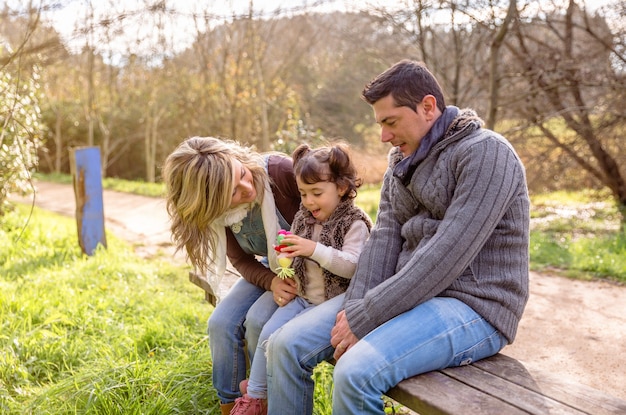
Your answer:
[229,143,373,415]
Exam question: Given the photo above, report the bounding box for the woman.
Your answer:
[162,136,300,415]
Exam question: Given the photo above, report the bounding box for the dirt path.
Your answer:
[10,181,626,400]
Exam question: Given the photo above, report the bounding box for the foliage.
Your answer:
[313,362,334,415]
[311,361,411,414]
[4,1,624,215]
[0,67,45,216]
[500,2,626,218]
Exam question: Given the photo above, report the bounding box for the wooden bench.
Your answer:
[189,271,626,414]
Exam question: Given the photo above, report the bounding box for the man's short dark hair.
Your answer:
[361,60,446,113]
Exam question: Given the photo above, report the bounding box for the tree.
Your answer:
[502,0,626,221]
[0,66,45,215]
[0,4,49,215]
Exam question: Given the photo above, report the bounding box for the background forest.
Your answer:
[1,0,625,220]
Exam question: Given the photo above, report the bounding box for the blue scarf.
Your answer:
[393,106,460,185]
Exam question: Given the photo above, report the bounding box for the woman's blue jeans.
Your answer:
[207,278,277,404]
[266,294,507,415]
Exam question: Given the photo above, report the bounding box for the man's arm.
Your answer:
[344,166,403,301]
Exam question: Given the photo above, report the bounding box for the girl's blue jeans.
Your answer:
[266,294,507,415]
[247,296,314,399]
[207,278,277,404]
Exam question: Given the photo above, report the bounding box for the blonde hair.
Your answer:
[162,136,267,273]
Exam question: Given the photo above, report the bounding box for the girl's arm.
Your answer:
[310,221,370,279]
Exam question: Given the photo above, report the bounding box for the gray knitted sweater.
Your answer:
[344,108,530,343]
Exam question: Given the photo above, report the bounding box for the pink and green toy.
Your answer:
[274,230,295,279]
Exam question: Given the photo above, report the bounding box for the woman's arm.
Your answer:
[225,228,275,291]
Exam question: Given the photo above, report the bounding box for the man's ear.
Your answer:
[422,95,437,113]
[422,95,437,120]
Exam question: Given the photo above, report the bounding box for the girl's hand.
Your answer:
[278,234,316,258]
[270,275,297,306]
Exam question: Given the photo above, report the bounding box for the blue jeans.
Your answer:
[207,278,277,404]
[247,296,314,399]
[266,295,507,415]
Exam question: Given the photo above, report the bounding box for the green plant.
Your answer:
[0,68,46,216]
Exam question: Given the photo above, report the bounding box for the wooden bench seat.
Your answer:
[189,271,626,415]
[386,353,626,414]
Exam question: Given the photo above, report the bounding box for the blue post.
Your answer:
[69,146,107,255]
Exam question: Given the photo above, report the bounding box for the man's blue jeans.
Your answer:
[266,294,507,414]
[208,278,277,404]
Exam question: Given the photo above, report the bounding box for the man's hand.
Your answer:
[270,275,297,306]
[330,310,359,360]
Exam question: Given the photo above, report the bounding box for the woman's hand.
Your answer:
[270,275,297,306]
[278,233,316,258]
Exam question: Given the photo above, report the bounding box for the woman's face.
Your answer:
[229,159,257,207]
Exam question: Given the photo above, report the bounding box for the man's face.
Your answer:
[373,94,434,158]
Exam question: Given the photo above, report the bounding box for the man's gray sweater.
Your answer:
[344,108,530,343]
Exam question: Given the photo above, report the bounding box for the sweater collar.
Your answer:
[393,106,460,185]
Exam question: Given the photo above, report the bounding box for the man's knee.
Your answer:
[333,355,363,389]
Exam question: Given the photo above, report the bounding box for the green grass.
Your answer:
[529,189,626,284]
[355,183,382,222]
[34,172,166,198]
[0,205,217,414]
[361,182,626,285]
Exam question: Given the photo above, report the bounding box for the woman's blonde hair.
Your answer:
[162,136,267,273]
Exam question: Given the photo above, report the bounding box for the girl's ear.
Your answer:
[338,183,349,198]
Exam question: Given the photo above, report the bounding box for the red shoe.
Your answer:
[239,379,248,395]
[229,394,267,415]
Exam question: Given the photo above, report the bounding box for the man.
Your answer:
[266,59,530,414]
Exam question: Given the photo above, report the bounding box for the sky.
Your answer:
[37,0,357,57]
[29,0,616,62]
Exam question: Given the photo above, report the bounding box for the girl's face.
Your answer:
[230,159,257,207]
[296,176,346,222]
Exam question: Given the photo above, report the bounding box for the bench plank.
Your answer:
[473,354,626,415]
[386,369,528,415]
[442,361,587,414]
[189,271,218,306]
[387,353,626,415]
